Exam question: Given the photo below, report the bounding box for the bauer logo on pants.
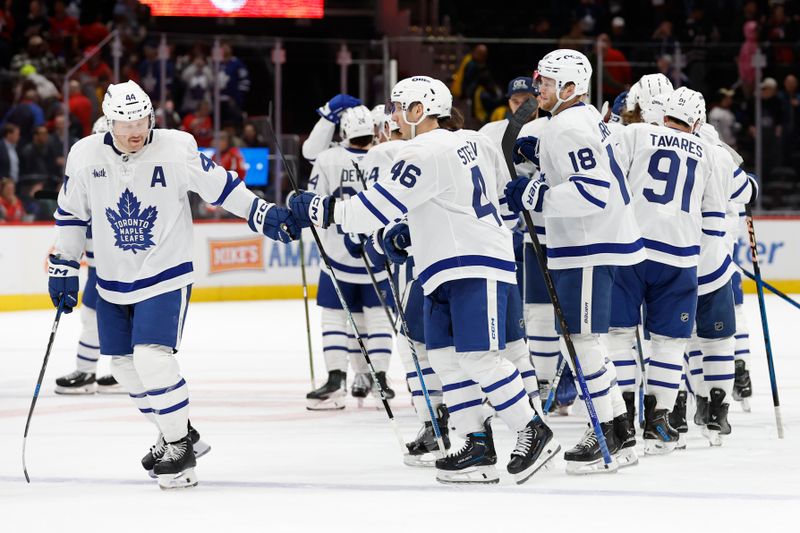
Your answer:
[208,237,265,274]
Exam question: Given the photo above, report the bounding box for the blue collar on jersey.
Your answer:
[547,100,585,120]
[104,130,155,156]
[344,146,369,154]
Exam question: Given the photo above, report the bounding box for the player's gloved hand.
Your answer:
[287,190,335,229]
[364,230,386,266]
[343,233,365,258]
[248,199,300,243]
[556,364,578,407]
[746,172,760,201]
[382,222,411,264]
[513,136,540,168]
[505,176,549,213]
[48,254,79,313]
[316,94,362,124]
[610,90,628,122]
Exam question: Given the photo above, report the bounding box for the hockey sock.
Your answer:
[501,339,542,412]
[603,356,629,418]
[110,355,157,426]
[685,336,707,397]
[75,306,100,374]
[568,334,615,423]
[604,327,638,393]
[348,312,368,374]
[133,344,189,443]
[321,308,350,373]
[734,304,751,366]
[525,303,560,382]
[646,334,688,410]
[363,306,392,373]
[699,336,736,398]
[429,347,485,436]
[398,336,443,423]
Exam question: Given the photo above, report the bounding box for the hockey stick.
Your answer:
[502,99,614,467]
[739,268,800,312]
[744,204,784,439]
[23,297,66,482]
[267,120,405,454]
[297,234,316,389]
[543,355,567,414]
[352,162,447,456]
[634,323,646,428]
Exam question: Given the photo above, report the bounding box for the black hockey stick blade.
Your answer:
[500,98,538,179]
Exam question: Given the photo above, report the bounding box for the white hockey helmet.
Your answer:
[91,115,110,134]
[663,87,706,130]
[536,49,592,113]
[629,73,674,114]
[340,105,375,141]
[102,80,154,128]
[371,104,399,142]
[431,78,453,119]
[389,76,442,116]
[641,92,669,125]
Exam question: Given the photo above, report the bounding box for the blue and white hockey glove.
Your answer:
[505,176,548,213]
[248,199,300,243]
[383,222,411,264]
[47,254,79,313]
[343,233,365,258]
[316,94,362,124]
[556,364,578,407]
[513,136,540,168]
[610,90,628,123]
[287,190,335,229]
[364,230,387,266]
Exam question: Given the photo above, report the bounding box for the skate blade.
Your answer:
[158,468,198,490]
[739,398,751,413]
[97,384,126,394]
[615,446,639,468]
[194,439,211,459]
[55,384,98,395]
[306,397,346,411]
[436,465,499,484]
[565,457,619,475]
[403,452,439,468]
[705,428,723,447]
[676,434,687,450]
[512,439,561,485]
[644,439,677,455]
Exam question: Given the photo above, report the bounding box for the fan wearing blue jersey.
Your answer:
[505,50,645,474]
[48,80,300,490]
[290,76,560,485]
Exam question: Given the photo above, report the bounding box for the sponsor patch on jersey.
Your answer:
[105,189,157,253]
[209,237,264,274]
[91,167,107,178]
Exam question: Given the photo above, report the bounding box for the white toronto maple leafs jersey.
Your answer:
[611,122,726,268]
[515,117,550,245]
[54,129,259,305]
[333,127,515,295]
[477,118,508,149]
[536,103,645,269]
[309,144,387,284]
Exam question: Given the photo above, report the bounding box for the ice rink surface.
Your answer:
[1,295,798,532]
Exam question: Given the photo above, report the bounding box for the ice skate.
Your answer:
[643,394,679,455]
[96,374,125,394]
[564,423,619,475]
[436,418,498,484]
[622,391,636,430]
[143,422,210,478]
[733,359,752,412]
[613,413,638,467]
[54,370,97,395]
[705,388,731,447]
[669,391,689,449]
[351,372,373,407]
[404,405,450,467]
[507,416,561,484]
[154,436,198,490]
[374,371,395,401]
[694,394,710,426]
[306,370,346,410]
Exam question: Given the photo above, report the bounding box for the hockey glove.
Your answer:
[316,94,362,124]
[610,90,628,123]
[288,190,335,229]
[248,199,299,243]
[343,233,366,258]
[48,254,79,313]
[513,136,540,168]
[383,222,411,264]
[556,364,578,407]
[505,176,548,213]
[364,230,387,266]
[746,173,760,202]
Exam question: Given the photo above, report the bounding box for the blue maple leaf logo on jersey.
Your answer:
[104,189,158,254]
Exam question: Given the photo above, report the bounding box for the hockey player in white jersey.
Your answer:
[605,87,727,455]
[478,76,537,147]
[301,94,362,162]
[48,80,299,489]
[505,50,644,473]
[303,105,396,410]
[290,75,560,485]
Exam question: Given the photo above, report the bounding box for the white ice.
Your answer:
[1,295,799,532]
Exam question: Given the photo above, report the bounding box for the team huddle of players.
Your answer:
[288,48,756,484]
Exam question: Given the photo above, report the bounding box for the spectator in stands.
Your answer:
[20,63,61,102]
[682,4,718,96]
[17,0,49,42]
[78,46,114,85]
[559,20,588,52]
[241,122,265,147]
[651,20,677,59]
[79,12,110,48]
[780,74,799,164]
[738,21,760,97]
[181,99,213,147]
[745,77,784,180]
[19,126,59,180]
[10,36,65,76]
[0,4,15,68]
[764,2,796,80]
[0,177,25,222]
[48,114,73,173]
[3,88,45,147]
[67,80,93,137]
[180,52,214,115]
[656,54,688,88]
[594,33,631,100]
[49,0,79,58]
[155,99,181,129]
[213,131,247,181]
[610,17,632,59]
[218,43,250,128]
[139,39,175,102]
[708,88,740,149]
[451,44,489,100]
[0,124,20,183]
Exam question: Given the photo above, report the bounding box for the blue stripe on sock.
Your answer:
[146,378,186,397]
[647,379,680,389]
[494,389,527,411]
[442,379,478,392]
[411,390,441,397]
[77,354,98,362]
[405,367,435,379]
[612,360,637,367]
[521,370,537,379]
[78,341,100,350]
[448,398,483,413]
[617,378,636,386]
[154,398,189,415]
[703,355,735,362]
[530,351,560,357]
[482,370,520,393]
[690,368,704,375]
[129,391,147,399]
[704,374,736,381]
[649,360,683,371]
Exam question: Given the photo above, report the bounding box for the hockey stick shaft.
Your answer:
[543,355,567,414]
[634,323,646,427]
[353,164,446,452]
[745,204,784,438]
[297,234,316,389]
[502,99,613,465]
[267,121,405,453]
[23,297,65,482]
[739,268,800,312]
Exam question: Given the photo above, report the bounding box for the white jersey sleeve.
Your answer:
[302,117,337,162]
[54,138,92,262]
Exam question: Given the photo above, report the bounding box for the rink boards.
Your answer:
[1,218,798,311]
